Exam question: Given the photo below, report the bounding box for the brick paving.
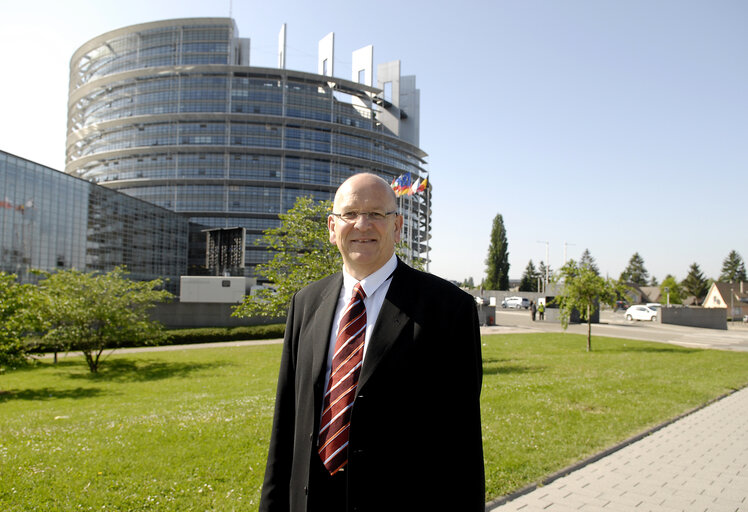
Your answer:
[487,386,748,512]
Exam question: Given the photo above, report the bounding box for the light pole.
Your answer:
[563,241,576,264]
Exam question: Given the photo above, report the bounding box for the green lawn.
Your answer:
[2,333,748,510]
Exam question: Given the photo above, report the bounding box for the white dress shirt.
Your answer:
[322,253,398,388]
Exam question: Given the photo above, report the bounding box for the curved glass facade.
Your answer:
[66,18,430,276]
[0,150,188,292]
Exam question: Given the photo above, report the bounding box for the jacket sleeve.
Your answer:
[259,293,298,512]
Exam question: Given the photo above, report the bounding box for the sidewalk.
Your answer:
[486,386,748,511]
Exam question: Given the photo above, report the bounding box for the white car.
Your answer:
[502,296,530,309]
[625,305,658,322]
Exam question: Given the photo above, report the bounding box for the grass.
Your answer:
[2,333,748,510]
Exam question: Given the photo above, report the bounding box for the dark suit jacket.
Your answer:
[260,260,485,512]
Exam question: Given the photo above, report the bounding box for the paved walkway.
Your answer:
[486,386,748,511]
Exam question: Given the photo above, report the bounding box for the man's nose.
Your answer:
[352,214,373,229]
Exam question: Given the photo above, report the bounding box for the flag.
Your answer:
[391,173,412,196]
[409,178,421,196]
[15,199,34,214]
[1,198,13,209]
[417,178,428,193]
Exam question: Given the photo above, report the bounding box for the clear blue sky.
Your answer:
[2,0,746,284]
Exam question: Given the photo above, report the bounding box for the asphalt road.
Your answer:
[41,308,748,361]
[483,308,748,352]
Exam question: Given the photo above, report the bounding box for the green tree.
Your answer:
[461,277,475,288]
[681,263,709,304]
[579,248,600,276]
[659,275,683,305]
[619,252,650,285]
[484,214,510,290]
[34,267,172,373]
[553,259,626,352]
[233,197,341,319]
[538,261,552,289]
[719,250,747,283]
[518,260,539,292]
[0,272,34,372]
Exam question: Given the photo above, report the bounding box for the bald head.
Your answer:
[333,173,397,213]
[328,173,403,280]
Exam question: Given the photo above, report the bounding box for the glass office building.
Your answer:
[0,150,188,291]
[66,18,430,276]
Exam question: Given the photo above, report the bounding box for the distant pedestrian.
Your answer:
[538,302,545,321]
[530,300,537,321]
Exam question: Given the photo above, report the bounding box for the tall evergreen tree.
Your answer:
[579,248,599,275]
[538,261,552,290]
[484,213,510,290]
[681,263,709,303]
[619,252,650,285]
[719,250,747,283]
[519,260,539,292]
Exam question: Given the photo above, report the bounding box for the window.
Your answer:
[384,82,392,103]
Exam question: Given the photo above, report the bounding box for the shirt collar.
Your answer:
[342,253,398,299]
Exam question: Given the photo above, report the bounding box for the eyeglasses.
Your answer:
[330,210,398,223]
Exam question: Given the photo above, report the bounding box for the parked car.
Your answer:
[625,305,658,322]
[502,296,530,309]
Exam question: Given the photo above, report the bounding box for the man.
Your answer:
[260,173,484,512]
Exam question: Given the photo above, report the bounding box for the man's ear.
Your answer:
[393,214,403,243]
[328,215,337,245]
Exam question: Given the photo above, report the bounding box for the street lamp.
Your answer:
[563,241,576,264]
[665,287,670,307]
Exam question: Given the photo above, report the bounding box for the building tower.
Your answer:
[66,18,430,277]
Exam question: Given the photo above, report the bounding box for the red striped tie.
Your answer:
[318,283,367,475]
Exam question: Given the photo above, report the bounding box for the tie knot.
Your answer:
[353,282,366,301]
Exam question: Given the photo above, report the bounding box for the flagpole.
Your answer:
[425,179,430,272]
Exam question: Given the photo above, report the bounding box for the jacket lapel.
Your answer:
[357,262,411,392]
[311,273,343,389]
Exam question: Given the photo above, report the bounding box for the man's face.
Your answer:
[328,175,403,280]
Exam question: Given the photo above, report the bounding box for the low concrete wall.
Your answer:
[530,304,599,324]
[151,301,283,329]
[660,307,727,330]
